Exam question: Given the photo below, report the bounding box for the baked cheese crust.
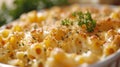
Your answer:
[0,4,120,67]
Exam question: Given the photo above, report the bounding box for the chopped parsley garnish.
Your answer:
[73,11,96,32]
[61,11,96,32]
[61,19,73,26]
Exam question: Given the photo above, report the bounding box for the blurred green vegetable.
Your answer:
[0,3,7,26]
[0,0,70,26]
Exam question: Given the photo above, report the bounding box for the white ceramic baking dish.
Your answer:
[0,4,120,67]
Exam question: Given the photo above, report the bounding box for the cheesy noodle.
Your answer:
[0,4,120,67]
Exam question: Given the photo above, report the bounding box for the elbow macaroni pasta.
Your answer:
[0,4,120,67]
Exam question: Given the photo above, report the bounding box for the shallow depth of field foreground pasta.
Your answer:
[0,4,120,67]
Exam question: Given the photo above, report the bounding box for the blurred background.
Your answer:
[0,0,120,26]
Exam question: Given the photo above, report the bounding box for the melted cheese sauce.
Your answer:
[0,4,120,67]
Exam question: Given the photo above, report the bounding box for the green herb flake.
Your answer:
[19,42,25,46]
[22,42,25,46]
[61,19,73,26]
[73,11,96,32]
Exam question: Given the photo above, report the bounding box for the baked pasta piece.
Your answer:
[0,4,120,67]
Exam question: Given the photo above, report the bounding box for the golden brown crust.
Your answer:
[0,4,120,67]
